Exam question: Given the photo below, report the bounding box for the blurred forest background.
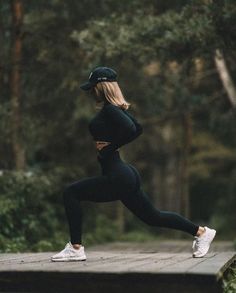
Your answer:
[0,0,236,252]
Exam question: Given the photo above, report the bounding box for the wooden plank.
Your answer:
[88,240,235,253]
[0,241,235,293]
[187,251,236,281]
[0,252,173,272]
[0,252,49,262]
[155,252,217,273]
[130,253,208,273]
[0,269,224,293]
[81,253,176,272]
[0,251,235,275]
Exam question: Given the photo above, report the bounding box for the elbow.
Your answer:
[127,123,143,138]
[128,124,138,136]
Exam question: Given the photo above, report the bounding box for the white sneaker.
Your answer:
[192,226,216,258]
[51,242,87,262]
[192,236,198,253]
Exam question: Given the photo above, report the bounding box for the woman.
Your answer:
[51,66,216,262]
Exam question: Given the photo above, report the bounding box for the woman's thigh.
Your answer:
[65,175,120,202]
[65,162,142,203]
[120,187,160,225]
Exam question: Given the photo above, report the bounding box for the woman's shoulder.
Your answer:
[103,101,119,108]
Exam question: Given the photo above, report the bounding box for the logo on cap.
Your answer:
[88,71,93,80]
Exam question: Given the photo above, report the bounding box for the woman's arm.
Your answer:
[98,104,143,158]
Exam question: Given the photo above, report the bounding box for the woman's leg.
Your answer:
[63,175,119,245]
[120,187,199,236]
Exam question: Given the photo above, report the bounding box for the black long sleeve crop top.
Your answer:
[88,102,143,160]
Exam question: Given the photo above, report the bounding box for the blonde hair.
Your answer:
[94,81,131,110]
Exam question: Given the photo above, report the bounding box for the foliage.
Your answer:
[222,262,236,293]
[0,170,64,252]
[0,0,236,252]
[0,170,160,252]
[73,0,236,62]
[209,169,236,239]
[83,214,119,246]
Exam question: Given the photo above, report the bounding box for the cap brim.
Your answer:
[80,81,94,91]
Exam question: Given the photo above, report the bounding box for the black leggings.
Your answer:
[63,151,199,244]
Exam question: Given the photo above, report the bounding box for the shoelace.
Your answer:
[60,243,73,254]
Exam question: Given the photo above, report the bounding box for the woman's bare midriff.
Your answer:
[95,141,111,151]
[95,141,120,151]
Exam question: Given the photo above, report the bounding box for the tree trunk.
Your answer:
[152,123,181,213]
[0,3,4,93]
[116,202,125,235]
[10,0,25,170]
[179,112,192,218]
[214,49,236,109]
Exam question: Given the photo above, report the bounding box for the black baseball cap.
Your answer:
[80,67,117,91]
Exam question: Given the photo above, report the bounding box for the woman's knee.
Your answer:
[128,206,162,227]
[145,215,161,226]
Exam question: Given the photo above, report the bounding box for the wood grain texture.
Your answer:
[0,240,235,293]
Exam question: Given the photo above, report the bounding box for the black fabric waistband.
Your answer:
[97,150,122,165]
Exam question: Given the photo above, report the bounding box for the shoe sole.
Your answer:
[51,257,87,262]
[192,230,216,258]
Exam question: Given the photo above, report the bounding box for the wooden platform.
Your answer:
[0,240,235,293]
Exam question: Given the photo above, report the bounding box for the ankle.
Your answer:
[72,244,81,250]
[196,226,206,237]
